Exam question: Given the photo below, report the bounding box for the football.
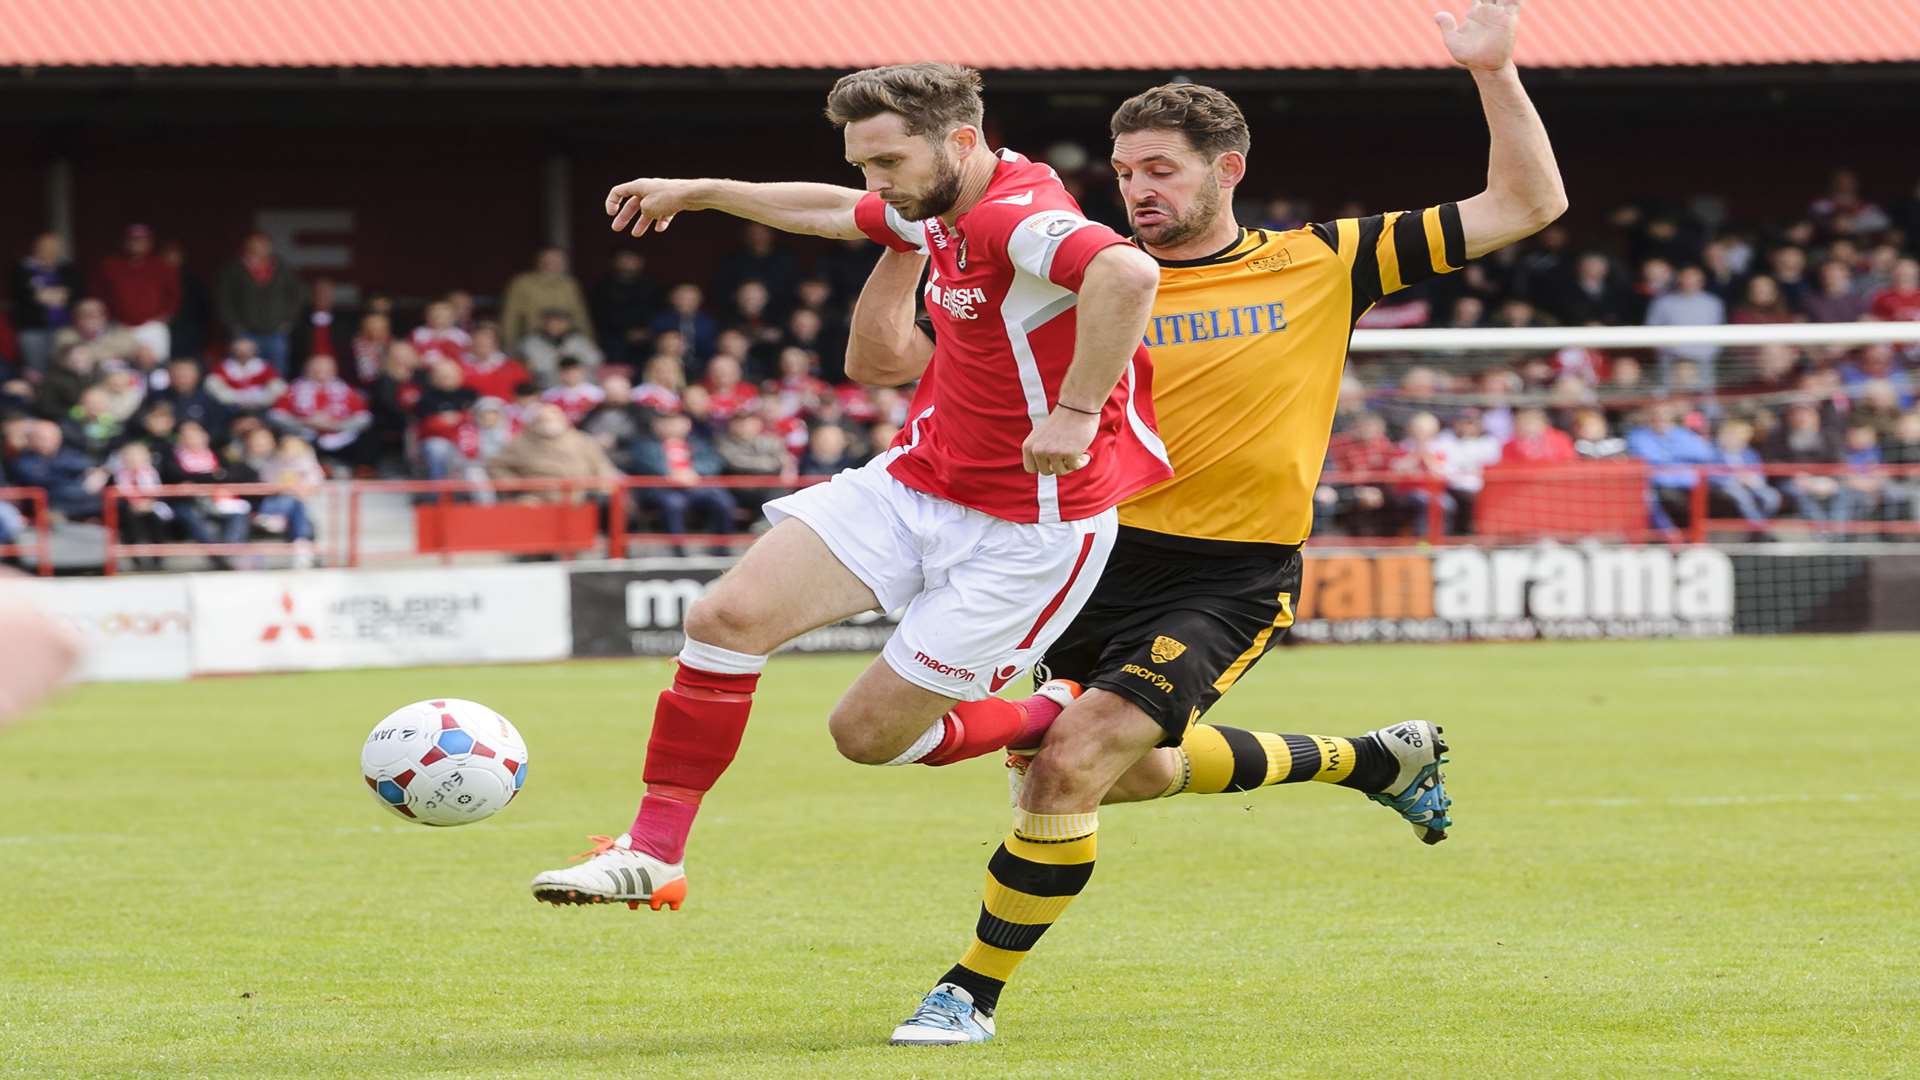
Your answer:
[361,698,528,826]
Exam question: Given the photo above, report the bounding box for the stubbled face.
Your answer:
[844,113,966,222]
[1111,129,1226,249]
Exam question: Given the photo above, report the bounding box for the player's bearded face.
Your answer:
[1130,167,1221,248]
[892,141,964,222]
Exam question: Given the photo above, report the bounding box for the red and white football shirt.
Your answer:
[412,325,472,364]
[541,383,606,426]
[853,148,1170,524]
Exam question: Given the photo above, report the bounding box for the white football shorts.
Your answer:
[763,453,1116,700]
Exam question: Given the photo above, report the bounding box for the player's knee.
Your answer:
[1103,748,1176,804]
[825,707,903,765]
[1026,709,1154,807]
[683,591,769,654]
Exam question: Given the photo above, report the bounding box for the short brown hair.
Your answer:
[825,63,985,137]
[1110,83,1250,159]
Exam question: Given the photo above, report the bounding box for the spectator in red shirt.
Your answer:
[416,359,480,482]
[763,346,831,421]
[1323,412,1404,536]
[702,355,759,422]
[633,353,685,417]
[92,224,179,363]
[411,299,472,364]
[1869,258,1920,323]
[458,322,530,402]
[540,357,606,425]
[1501,406,1578,465]
[269,354,372,470]
[206,338,288,417]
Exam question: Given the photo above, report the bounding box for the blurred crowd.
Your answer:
[2,166,1918,565]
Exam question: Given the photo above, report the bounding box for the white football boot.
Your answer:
[1362,720,1453,845]
[530,833,688,911]
[1004,678,1083,806]
[890,983,997,1045]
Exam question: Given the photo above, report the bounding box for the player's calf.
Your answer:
[1133,718,1453,843]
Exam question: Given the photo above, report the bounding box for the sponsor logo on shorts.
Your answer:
[913,651,976,682]
[988,664,1021,693]
[1149,635,1187,664]
[1121,663,1174,694]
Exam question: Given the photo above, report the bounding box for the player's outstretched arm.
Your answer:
[605,178,868,240]
[1439,0,1568,259]
[1022,244,1160,476]
[846,248,934,387]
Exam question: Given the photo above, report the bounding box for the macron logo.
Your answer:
[994,191,1035,206]
[913,652,976,682]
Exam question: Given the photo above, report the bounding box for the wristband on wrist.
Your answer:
[1056,400,1100,416]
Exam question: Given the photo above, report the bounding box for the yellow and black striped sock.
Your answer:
[938,809,1097,1017]
[1161,723,1397,796]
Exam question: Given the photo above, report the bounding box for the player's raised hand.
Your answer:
[1435,0,1521,72]
[1022,406,1098,477]
[606,178,707,237]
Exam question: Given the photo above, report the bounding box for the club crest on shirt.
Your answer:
[1249,249,1293,273]
[1150,635,1187,663]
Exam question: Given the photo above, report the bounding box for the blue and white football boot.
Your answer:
[889,983,996,1046]
[1364,720,1452,845]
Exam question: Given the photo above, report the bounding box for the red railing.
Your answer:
[100,481,352,575]
[87,463,1920,574]
[0,487,54,576]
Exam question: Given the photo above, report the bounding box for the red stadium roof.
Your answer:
[4,0,1919,71]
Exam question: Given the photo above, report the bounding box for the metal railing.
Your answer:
[0,487,54,575]
[84,462,1920,574]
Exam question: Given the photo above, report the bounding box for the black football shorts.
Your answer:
[1037,527,1302,747]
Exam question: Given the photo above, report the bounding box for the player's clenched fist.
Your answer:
[1022,406,1098,476]
[606,178,710,237]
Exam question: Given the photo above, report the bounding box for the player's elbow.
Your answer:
[844,336,922,387]
[1512,182,1569,234]
[843,347,899,386]
[1086,246,1161,304]
[1534,186,1570,229]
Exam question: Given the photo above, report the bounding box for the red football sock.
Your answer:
[626,663,758,863]
[921,697,1028,767]
[1008,690,1070,750]
[627,794,699,864]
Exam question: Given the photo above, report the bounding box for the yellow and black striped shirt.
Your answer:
[1121,205,1466,550]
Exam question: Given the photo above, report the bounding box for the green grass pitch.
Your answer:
[3,636,1917,1078]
